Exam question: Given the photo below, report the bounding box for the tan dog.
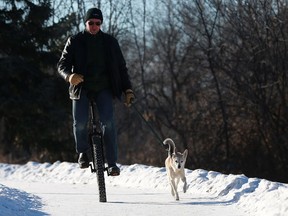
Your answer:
[164,138,188,201]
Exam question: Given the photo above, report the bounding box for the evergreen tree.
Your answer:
[0,0,75,162]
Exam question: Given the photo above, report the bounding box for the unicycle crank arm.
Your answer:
[89,163,96,173]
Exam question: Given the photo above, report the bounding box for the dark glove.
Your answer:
[124,89,135,107]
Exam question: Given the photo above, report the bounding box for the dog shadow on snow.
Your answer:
[110,193,243,206]
[108,192,227,206]
[109,195,230,206]
[109,178,260,206]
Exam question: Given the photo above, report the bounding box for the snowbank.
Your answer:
[0,161,287,216]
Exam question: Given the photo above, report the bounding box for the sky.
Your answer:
[0,161,287,216]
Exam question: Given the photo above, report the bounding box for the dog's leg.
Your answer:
[182,176,187,193]
[170,182,175,196]
[166,166,175,197]
[175,177,180,191]
[171,179,179,201]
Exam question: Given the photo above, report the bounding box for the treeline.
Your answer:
[0,0,287,183]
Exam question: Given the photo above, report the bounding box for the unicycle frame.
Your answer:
[88,98,107,202]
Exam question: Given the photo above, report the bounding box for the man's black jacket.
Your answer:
[57,30,132,100]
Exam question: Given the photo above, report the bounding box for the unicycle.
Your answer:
[88,97,107,202]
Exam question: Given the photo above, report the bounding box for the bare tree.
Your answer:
[216,0,288,180]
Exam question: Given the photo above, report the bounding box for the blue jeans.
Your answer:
[72,89,117,165]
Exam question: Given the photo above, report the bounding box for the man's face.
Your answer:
[85,18,102,34]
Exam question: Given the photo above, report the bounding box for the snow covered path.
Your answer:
[1,180,244,216]
[0,161,287,216]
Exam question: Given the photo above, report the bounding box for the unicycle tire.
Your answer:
[92,138,107,202]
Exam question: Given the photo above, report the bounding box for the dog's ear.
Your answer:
[183,149,188,159]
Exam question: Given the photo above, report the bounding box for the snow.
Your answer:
[0,161,287,216]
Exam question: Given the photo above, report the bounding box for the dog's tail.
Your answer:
[163,138,176,157]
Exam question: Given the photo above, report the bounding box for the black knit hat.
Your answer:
[84,8,103,23]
